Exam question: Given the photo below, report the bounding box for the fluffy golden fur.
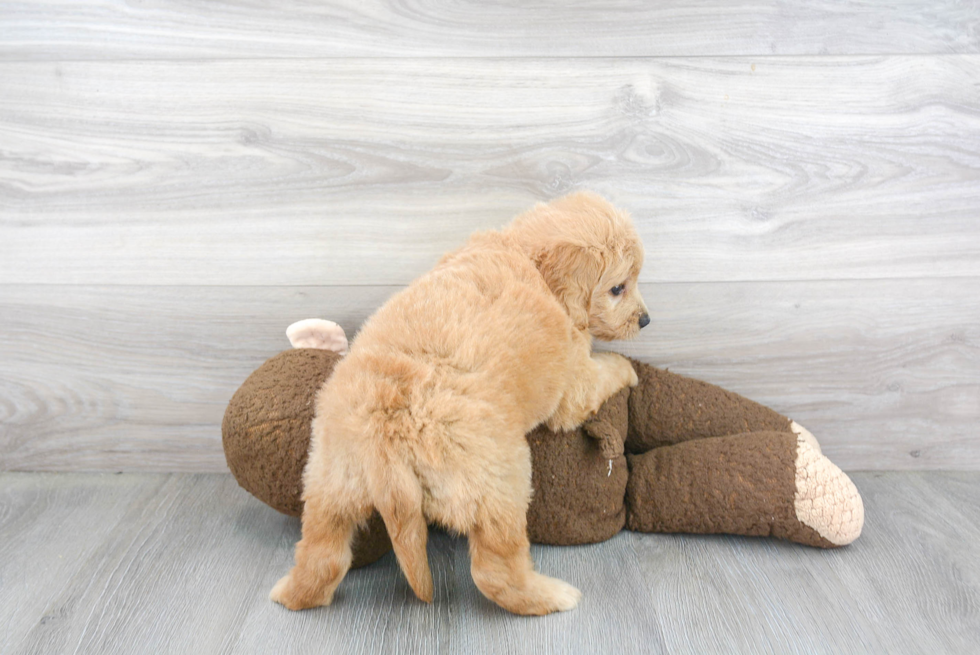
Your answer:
[270,192,649,615]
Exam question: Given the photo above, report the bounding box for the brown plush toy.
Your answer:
[223,320,863,568]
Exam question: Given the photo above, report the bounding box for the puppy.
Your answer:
[271,192,649,615]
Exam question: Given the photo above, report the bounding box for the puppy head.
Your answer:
[507,191,649,341]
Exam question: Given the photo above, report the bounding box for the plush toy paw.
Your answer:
[624,427,864,549]
[789,420,863,546]
[791,420,821,455]
[286,319,348,354]
[793,429,864,547]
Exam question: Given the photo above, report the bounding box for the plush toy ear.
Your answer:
[535,244,604,331]
[286,319,348,354]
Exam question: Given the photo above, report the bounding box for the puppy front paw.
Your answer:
[595,352,638,388]
[613,354,639,388]
[624,362,639,388]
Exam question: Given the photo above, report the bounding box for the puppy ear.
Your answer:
[536,244,604,331]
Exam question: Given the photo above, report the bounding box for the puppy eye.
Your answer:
[610,284,625,296]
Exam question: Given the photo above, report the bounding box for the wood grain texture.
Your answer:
[2,473,289,654]
[0,472,665,655]
[1,471,978,654]
[2,57,979,285]
[1,1,978,60]
[0,472,153,655]
[630,471,980,654]
[0,285,398,472]
[1,279,976,473]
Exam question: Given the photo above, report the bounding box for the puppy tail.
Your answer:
[373,462,434,603]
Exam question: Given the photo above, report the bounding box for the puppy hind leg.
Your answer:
[468,508,581,615]
[371,462,434,603]
[270,493,363,610]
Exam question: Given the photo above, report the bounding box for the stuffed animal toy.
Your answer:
[223,319,863,568]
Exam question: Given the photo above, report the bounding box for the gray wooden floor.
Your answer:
[1,471,978,654]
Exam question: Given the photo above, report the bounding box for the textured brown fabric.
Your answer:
[582,387,631,460]
[223,349,338,516]
[627,360,792,454]
[347,512,394,569]
[525,388,630,545]
[224,349,847,556]
[625,431,836,548]
[222,348,392,568]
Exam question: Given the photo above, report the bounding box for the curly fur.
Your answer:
[270,191,648,616]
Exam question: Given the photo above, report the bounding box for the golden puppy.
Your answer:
[271,192,649,615]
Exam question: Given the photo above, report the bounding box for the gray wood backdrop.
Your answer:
[1,1,978,472]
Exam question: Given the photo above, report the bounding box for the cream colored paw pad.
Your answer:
[794,436,864,546]
[790,420,821,455]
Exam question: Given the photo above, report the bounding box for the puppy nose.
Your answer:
[638,313,650,329]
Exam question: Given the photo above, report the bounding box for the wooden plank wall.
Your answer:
[1,2,978,471]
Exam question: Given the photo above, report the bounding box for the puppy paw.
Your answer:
[613,354,639,388]
[549,579,583,612]
[625,363,639,388]
[593,352,637,387]
[270,572,335,611]
[533,574,582,614]
[270,574,298,609]
[612,355,638,388]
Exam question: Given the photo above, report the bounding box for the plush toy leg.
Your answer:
[626,360,793,452]
[625,431,864,547]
